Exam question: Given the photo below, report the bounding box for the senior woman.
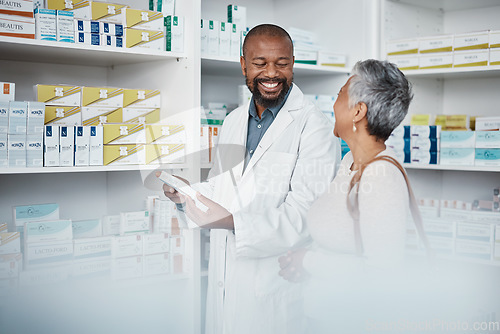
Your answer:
[279,59,417,333]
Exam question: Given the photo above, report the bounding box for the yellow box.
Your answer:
[82,107,123,125]
[410,114,431,126]
[44,106,82,125]
[103,144,145,165]
[145,124,185,144]
[490,30,500,49]
[386,55,419,70]
[490,49,500,66]
[386,38,418,56]
[124,28,165,50]
[453,50,489,68]
[419,52,453,70]
[454,31,489,51]
[123,8,164,31]
[48,1,128,23]
[36,84,81,106]
[103,123,146,144]
[419,35,453,54]
[145,144,185,164]
[82,86,124,108]
[122,108,160,124]
[123,89,161,108]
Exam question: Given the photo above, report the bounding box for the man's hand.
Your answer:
[156,171,189,204]
[278,248,309,283]
[182,192,234,230]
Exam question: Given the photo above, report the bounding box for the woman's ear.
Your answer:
[353,102,368,122]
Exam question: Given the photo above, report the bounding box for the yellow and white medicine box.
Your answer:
[453,50,489,68]
[145,143,185,164]
[111,256,142,280]
[419,35,453,54]
[72,219,102,239]
[123,8,163,31]
[24,240,73,268]
[145,124,185,144]
[0,223,7,233]
[103,123,146,144]
[112,234,142,258]
[36,84,81,106]
[143,233,170,256]
[387,55,419,70]
[0,13,35,39]
[317,51,346,67]
[454,31,489,51]
[73,236,112,262]
[386,38,418,56]
[165,15,184,53]
[47,0,89,18]
[48,1,128,23]
[0,82,15,103]
[120,211,149,235]
[490,49,500,66]
[89,125,103,165]
[123,89,161,108]
[81,106,123,125]
[143,253,170,276]
[419,52,453,69]
[103,144,145,165]
[122,108,160,124]
[124,28,165,50]
[44,125,60,166]
[44,106,81,126]
[81,86,124,108]
[24,219,73,244]
[490,30,500,49]
[0,0,35,18]
[0,233,21,255]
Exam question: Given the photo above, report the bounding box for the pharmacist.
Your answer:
[160,24,340,334]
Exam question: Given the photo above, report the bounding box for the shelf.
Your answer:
[390,0,500,12]
[0,164,189,175]
[201,56,351,77]
[403,164,500,172]
[0,36,185,67]
[403,65,500,79]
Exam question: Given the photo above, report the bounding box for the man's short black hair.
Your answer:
[242,24,293,58]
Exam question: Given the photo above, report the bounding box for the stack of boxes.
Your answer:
[200,106,226,164]
[387,29,500,70]
[410,125,440,165]
[0,0,36,39]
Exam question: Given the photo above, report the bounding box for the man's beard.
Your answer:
[246,76,292,109]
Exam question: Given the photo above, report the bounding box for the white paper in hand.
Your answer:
[158,171,209,212]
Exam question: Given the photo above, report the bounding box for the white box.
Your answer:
[73,236,112,262]
[165,15,184,53]
[143,233,170,255]
[72,259,111,278]
[26,134,43,167]
[103,144,145,165]
[102,215,120,236]
[386,38,419,56]
[74,19,100,33]
[410,137,439,151]
[490,30,500,49]
[475,148,500,166]
[36,84,81,107]
[8,134,26,168]
[440,208,474,222]
[455,240,492,261]
[150,0,175,16]
[103,123,146,144]
[218,21,230,57]
[24,219,72,244]
[475,117,500,131]
[0,253,22,278]
[111,256,142,280]
[24,240,73,268]
[143,253,170,276]
[27,101,45,135]
[229,23,240,58]
[120,211,149,235]
[59,126,74,166]
[426,236,455,256]
[19,265,69,286]
[122,108,160,124]
[0,134,7,167]
[75,31,101,45]
[410,125,441,139]
[56,10,74,42]
[81,106,123,126]
[145,124,186,144]
[145,143,185,164]
[44,106,82,126]
[453,50,489,68]
[0,0,35,17]
[410,149,439,165]
[475,131,500,148]
[101,22,123,36]
[89,125,103,165]
[123,8,163,32]
[123,89,161,109]
[469,211,500,224]
[82,87,124,108]
[75,125,90,166]
[153,199,174,234]
[454,31,489,51]
[72,219,102,239]
[295,49,317,65]
[418,35,453,54]
[124,28,164,51]
[419,52,453,69]
[0,233,21,255]
[318,51,347,67]
[227,5,246,31]
[387,55,419,70]
[440,131,475,148]
[490,48,500,66]
[200,19,209,56]
[456,221,494,243]
[0,102,8,134]
[8,101,27,134]
[207,20,219,56]
[13,203,60,229]
[112,234,143,258]
[100,34,123,48]
[44,125,60,167]
[440,148,475,166]
[0,82,15,103]
[423,219,455,238]
[35,8,57,41]
[0,13,35,39]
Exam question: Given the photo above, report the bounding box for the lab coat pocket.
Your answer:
[253,152,297,198]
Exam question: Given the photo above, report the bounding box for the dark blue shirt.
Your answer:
[245,85,293,169]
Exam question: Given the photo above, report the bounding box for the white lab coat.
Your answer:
[195,84,340,334]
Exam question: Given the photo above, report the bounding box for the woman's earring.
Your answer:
[352,120,357,132]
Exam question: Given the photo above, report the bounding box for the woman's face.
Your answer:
[333,76,355,139]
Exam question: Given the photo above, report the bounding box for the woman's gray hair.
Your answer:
[348,59,413,141]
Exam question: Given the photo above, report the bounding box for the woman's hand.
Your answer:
[278,248,309,283]
[182,192,234,230]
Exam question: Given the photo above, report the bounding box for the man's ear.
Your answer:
[240,56,246,76]
[353,102,368,122]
